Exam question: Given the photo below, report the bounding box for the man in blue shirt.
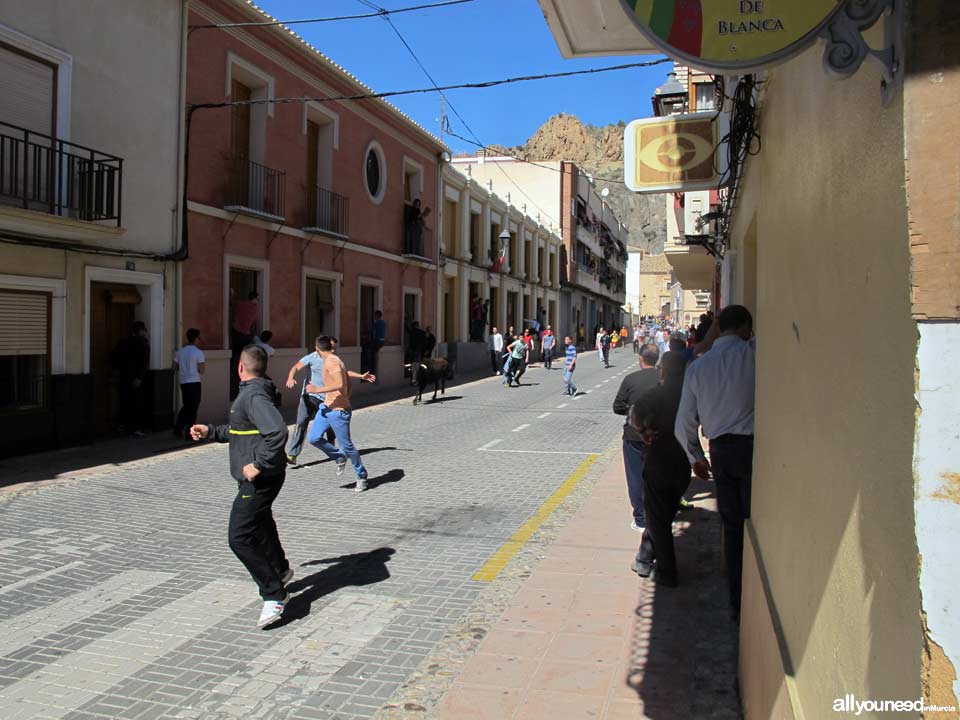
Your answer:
[284,336,336,464]
[562,336,578,396]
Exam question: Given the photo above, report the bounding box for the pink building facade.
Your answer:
[183,0,444,419]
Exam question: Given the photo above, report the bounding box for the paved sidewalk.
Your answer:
[433,453,742,719]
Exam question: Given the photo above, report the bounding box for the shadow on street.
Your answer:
[339,468,405,491]
[269,547,395,628]
[624,477,743,718]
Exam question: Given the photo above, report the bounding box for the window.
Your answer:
[695,83,716,111]
[443,199,458,256]
[0,42,55,136]
[0,290,50,412]
[304,276,336,346]
[357,278,383,350]
[364,141,386,204]
[469,213,481,263]
[403,157,423,204]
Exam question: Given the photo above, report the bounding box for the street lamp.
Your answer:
[652,71,687,117]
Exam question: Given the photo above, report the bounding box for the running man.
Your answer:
[190,344,292,628]
[306,336,375,491]
[285,336,337,465]
[504,333,528,387]
[562,335,578,396]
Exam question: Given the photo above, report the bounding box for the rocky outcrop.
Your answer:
[494,114,667,252]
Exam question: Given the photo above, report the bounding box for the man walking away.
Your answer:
[307,337,375,491]
[628,351,691,586]
[285,337,339,465]
[189,345,292,628]
[173,328,205,438]
[562,336,578,396]
[541,326,556,369]
[489,326,504,375]
[600,328,612,368]
[675,305,755,621]
[612,343,661,533]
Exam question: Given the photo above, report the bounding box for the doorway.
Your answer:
[489,286,499,331]
[443,278,456,342]
[90,282,140,436]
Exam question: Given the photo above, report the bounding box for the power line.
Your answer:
[358,0,561,226]
[445,129,630,187]
[189,0,476,30]
[188,57,672,114]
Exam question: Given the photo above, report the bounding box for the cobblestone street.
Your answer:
[0,353,739,720]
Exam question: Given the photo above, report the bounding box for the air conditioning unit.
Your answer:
[683,190,711,235]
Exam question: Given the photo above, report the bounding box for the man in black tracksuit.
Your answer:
[190,344,291,628]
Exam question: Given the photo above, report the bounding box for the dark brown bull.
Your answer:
[412,357,449,404]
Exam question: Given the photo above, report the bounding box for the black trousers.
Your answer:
[490,350,500,374]
[174,382,202,435]
[228,475,289,601]
[636,452,691,584]
[709,434,754,616]
[543,348,553,369]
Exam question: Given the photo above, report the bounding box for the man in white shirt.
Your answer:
[489,327,504,375]
[675,304,755,621]
[173,328,205,438]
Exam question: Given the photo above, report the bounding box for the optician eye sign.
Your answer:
[623,112,728,193]
[619,0,844,72]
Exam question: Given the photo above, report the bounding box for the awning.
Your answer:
[537,0,657,58]
[664,245,715,291]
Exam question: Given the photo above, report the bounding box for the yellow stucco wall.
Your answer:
[730,42,921,718]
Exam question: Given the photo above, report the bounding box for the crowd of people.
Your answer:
[612,307,755,624]
[167,302,751,629]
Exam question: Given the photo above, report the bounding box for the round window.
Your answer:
[365,148,381,199]
[363,140,387,204]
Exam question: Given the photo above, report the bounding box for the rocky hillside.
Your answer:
[490,114,667,252]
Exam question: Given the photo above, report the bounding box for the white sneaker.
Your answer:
[630,520,645,533]
[356,477,368,493]
[257,593,289,628]
[280,568,294,584]
[336,457,347,476]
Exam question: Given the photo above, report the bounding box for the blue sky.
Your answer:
[248,0,669,153]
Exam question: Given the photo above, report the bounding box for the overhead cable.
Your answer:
[189,0,475,30]
[187,58,672,110]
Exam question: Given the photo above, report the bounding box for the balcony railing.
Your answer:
[0,121,122,226]
[225,155,285,221]
[304,185,348,237]
[404,224,434,262]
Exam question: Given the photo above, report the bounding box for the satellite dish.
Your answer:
[601,188,610,198]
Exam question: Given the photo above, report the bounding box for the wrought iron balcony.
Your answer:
[403,224,434,262]
[304,185,348,237]
[225,155,285,221]
[0,120,122,226]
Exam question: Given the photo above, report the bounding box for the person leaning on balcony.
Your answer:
[675,304,755,622]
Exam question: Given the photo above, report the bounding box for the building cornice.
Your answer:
[192,1,446,162]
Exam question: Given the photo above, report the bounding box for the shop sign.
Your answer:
[620,0,843,72]
[623,111,727,193]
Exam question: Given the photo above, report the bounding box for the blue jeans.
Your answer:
[308,406,367,479]
[563,367,577,395]
[622,439,647,526]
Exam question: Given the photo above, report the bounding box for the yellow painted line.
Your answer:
[471,453,600,582]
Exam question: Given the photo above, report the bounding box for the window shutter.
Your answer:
[0,44,55,136]
[0,291,49,356]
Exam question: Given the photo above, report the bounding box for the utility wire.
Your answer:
[189,0,475,30]
[445,129,631,188]
[187,58,672,110]
[357,0,560,227]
